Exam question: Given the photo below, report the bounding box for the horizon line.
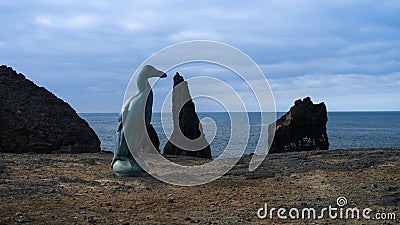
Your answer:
[78,110,400,114]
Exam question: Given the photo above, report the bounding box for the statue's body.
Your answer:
[111,65,167,176]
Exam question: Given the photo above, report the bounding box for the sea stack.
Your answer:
[268,97,329,153]
[163,73,212,159]
[0,65,101,153]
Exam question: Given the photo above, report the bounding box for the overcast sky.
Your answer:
[1,0,399,112]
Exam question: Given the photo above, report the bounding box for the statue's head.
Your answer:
[141,65,167,79]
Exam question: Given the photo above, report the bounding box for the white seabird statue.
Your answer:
[111,65,167,176]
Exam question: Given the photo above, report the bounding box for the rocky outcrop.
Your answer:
[268,97,329,153]
[163,73,212,159]
[0,65,101,153]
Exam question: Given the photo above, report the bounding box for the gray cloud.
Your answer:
[0,0,399,112]
[270,72,400,111]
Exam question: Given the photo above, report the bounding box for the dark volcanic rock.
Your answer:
[268,97,329,153]
[163,73,212,159]
[0,65,100,153]
[145,124,160,152]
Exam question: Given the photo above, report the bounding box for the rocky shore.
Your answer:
[1,148,399,224]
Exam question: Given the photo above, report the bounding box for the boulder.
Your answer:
[268,97,329,153]
[163,73,212,159]
[0,65,101,153]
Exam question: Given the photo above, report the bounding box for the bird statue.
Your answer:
[111,65,167,176]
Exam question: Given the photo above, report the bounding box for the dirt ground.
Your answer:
[0,149,399,224]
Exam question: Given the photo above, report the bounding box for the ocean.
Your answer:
[80,112,400,158]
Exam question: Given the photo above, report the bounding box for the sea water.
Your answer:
[80,112,400,158]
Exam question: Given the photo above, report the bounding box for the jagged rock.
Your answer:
[268,97,329,153]
[163,73,212,159]
[0,65,100,153]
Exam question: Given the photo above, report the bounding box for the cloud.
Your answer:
[168,31,221,42]
[35,14,101,29]
[270,72,400,111]
[0,0,399,112]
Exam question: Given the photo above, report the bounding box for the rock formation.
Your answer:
[163,73,212,159]
[0,65,101,153]
[268,97,329,153]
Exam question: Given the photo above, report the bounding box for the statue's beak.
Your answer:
[160,73,167,78]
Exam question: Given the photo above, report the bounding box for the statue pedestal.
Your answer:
[112,159,147,177]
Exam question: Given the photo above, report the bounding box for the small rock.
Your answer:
[210,202,218,206]
[85,216,95,224]
[54,175,84,183]
[167,197,175,203]
[14,214,32,223]
[146,215,154,220]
